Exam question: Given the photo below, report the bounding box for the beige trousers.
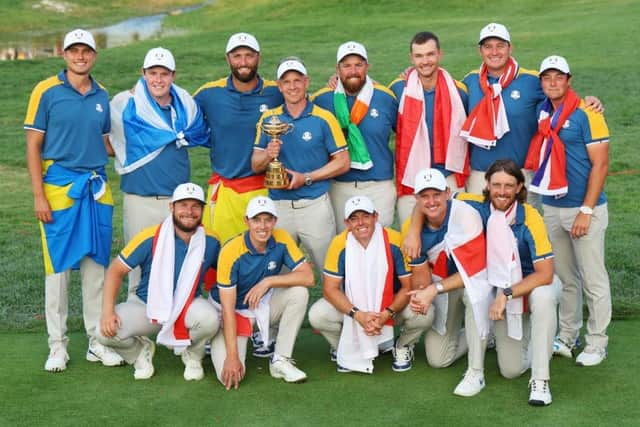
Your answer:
[329,179,396,231]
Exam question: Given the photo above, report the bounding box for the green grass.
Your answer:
[1,0,638,331]
[1,321,640,426]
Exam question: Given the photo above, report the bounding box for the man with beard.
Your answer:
[309,196,431,374]
[406,160,557,405]
[312,42,399,230]
[194,33,283,243]
[252,57,350,273]
[525,56,611,368]
[25,28,123,372]
[98,183,221,381]
[109,47,209,299]
[390,31,469,224]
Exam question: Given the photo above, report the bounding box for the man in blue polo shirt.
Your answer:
[99,183,221,381]
[194,32,283,243]
[526,56,611,367]
[309,196,431,374]
[110,47,208,298]
[210,196,314,389]
[390,31,470,223]
[312,41,398,229]
[24,28,123,373]
[252,57,350,271]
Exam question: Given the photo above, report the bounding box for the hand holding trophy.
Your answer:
[260,116,294,189]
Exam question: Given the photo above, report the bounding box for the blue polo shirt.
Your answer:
[541,101,610,208]
[212,229,306,310]
[120,103,190,196]
[389,77,469,177]
[323,227,410,293]
[402,200,459,275]
[312,83,398,182]
[194,75,283,178]
[24,70,110,172]
[254,101,348,200]
[118,225,221,303]
[461,67,544,171]
[455,193,553,276]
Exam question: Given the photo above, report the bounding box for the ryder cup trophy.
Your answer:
[260,116,294,189]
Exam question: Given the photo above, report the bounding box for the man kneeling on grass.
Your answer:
[209,196,314,389]
[99,183,221,381]
[309,196,431,374]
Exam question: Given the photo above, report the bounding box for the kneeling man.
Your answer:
[99,183,221,381]
[210,196,314,389]
[309,196,431,373]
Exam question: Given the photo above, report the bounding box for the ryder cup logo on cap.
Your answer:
[414,168,447,194]
[143,47,176,71]
[172,182,205,204]
[63,29,96,51]
[226,32,260,53]
[539,55,571,75]
[337,41,368,63]
[344,195,376,219]
[276,57,307,79]
[479,22,511,44]
[246,196,278,218]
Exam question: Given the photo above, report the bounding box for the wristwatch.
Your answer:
[579,205,594,215]
[434,281,445,294]
[384,307,396,319]
[503,287,513,301]
[304,173,313,186]
[348,306,360,318]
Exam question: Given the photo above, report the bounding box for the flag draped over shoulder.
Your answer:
[40,162,113,275]
[396,68,468,195]
[110,77,209,175]
[460,58,518,149]
[525,88,581,197]
[445,199,492,338]
[147,217,205,349]
[333,76,374,170]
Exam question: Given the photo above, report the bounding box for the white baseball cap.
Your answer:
[246,196,278,218]
[539,55,571,75]
[344,195,376,219]
[63,29,96,51]
[478,22,511,44]
[172,183,205,204]
[226,32,260,54]
[337,41,368,63]
[414,168,448,194]
[276,58,307,79]
[143,47,176,71]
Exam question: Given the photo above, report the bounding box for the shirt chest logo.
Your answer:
[370,108,379,118]
[562,120,571,129]
[510,90,520,100]
[267,261,277,271]
[259,104,268,113]
[302,131,312,141]
[95,103,103,113]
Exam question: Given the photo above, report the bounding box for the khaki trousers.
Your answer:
[329,179,396,231]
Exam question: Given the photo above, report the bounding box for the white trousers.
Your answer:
[45,257,104,351]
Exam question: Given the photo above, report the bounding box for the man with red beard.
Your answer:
[194,33,283,243]
[312,42,399,229]
[98,183,221,381]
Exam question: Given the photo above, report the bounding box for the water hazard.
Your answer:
[1,1,212,61]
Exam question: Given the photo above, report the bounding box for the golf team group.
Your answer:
[24,22,612,407]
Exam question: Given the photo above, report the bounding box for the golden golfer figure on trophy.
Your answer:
[260,115,294,189]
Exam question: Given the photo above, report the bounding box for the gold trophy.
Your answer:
[260,116,294,189]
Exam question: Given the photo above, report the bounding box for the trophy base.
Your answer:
[265,159,289,190]
[265,179,290,190]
